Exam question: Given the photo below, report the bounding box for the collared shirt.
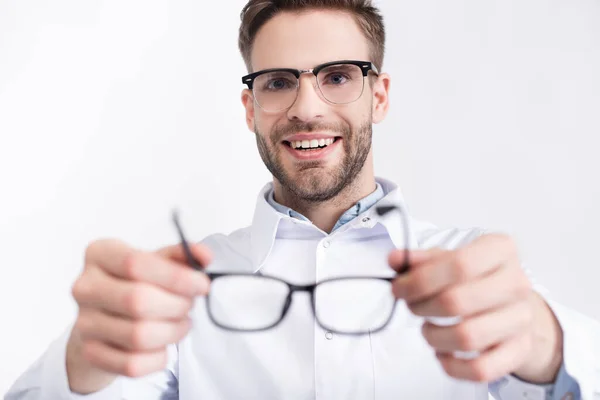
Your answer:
[5,178,593,400]
[267,182,385,232]
[267,179,579,400]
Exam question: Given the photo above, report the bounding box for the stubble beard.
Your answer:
[255,118,373,204]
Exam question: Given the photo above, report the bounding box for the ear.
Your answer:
[371,72,391,124]
[241,88,256,132]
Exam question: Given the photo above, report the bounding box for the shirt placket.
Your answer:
[314,234,332,399]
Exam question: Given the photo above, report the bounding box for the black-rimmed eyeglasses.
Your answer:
[172,204,408,335]
[241,60,379,113]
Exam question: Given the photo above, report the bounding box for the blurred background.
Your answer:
[1,0,598,394]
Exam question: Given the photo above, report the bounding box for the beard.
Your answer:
[255,117,373,203]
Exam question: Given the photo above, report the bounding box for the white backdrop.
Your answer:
[1,0,598,395]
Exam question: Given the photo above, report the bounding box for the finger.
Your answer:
[156,242,213,269]
[76,308,192,352]
[456,234,518,273]
[81,339,168,378]
[407,261,531,317]
[86,240,210,297]
[73,266,194,319]
[119,251,210,297]
[392,235,516,302]
[435,331,533,382]
[388,248,445,273]
[421,299,534,353]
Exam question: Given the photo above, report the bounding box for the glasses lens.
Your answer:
[208,275,290,330]
[253,71,298,112]
[317,63,365,104]
[314,278,395,334]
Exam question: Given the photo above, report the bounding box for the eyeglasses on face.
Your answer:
[241,60,379,113]
[171,203,409,335]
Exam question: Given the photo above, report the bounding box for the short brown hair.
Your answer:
[238,0,385,73]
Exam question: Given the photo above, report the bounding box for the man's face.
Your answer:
[241,10,389,202]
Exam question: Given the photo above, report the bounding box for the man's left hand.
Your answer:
[388,233,564,383]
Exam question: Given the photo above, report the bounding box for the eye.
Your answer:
[325,73,348,85]
[257,72,297,92]
[266,78,293,90]
[319,65,357,86]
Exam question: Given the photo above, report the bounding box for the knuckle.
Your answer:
[452,251,471,281]
[516,277,533,298]
[122,252,143,281]
[84,238,115,263]
[84,240,101,264]
[71,275,91,302]
[122,357,142,377]
[174,298,193,318]
[470,358,494,382]
[80,339,100,364]
[455,323,478,351]
[128,322,150,350]
[440,289,465,316]
[74,312,93,335]
[124,286,149,317]
[80,341,93,362]
[123,351,166,377]
[177,319,192,338]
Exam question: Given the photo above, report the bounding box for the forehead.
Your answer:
[250,9,371,71]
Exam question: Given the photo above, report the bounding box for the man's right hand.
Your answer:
[66,239,212,394]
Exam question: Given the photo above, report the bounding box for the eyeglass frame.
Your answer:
[171,203,409,335]
[241,59,380,111]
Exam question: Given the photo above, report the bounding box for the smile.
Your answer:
[283,137,341,150]
[281,137,342,160]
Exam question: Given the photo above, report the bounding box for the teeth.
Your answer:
[291,138,335,149]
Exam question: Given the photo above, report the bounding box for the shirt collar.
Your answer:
[267,182,385,231]
[250,176,419,272]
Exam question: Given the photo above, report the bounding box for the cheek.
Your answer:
[342,98,372,122]
[254,111,279,132]
[337,111,369,134]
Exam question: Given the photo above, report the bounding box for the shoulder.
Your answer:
[199,225,254,272]
[410,216,488,250]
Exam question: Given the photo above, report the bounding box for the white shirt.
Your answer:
[6,178,599,400]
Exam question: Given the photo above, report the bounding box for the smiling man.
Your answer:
[241,9,383,233]
[6,1,600,399]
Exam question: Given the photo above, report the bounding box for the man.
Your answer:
[6,1,599,399]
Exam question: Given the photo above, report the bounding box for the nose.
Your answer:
[286,73,327,122]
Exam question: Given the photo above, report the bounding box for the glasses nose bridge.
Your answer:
[298,68,317,76]
[293,68,325,107]
[288,283,315,293]
[296,68,318,87]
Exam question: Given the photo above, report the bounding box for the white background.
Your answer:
[1,0,598,395]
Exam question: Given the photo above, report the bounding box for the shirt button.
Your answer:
[322,240,330,248]
[561,393,574,400]
[362,217,370,223]
[325,332,333,340]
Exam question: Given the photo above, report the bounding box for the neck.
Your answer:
[273,156,376,233]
